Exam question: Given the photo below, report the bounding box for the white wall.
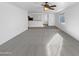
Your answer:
[55,3,79,41]
[0,3,28,45]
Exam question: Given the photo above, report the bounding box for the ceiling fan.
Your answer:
[42,2,56,11]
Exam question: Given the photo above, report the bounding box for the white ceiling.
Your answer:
[9,2,76,13]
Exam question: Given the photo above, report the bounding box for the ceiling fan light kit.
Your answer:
[44,7,49,11]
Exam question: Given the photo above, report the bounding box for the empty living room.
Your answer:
[0,0,79,58]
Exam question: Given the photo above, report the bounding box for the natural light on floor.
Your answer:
[46,33,64,56]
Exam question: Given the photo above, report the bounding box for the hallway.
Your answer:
[0,27,79,56]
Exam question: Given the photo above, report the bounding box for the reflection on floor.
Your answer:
[0,26,79,56]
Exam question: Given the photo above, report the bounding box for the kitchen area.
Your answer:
[28,13,55,28]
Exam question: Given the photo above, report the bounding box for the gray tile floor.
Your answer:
[0,26,79,56]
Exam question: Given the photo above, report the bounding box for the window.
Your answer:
[59,13,65,24]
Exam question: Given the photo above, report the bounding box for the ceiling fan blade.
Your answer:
[49,7,55,10]
[50,5,56,7]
